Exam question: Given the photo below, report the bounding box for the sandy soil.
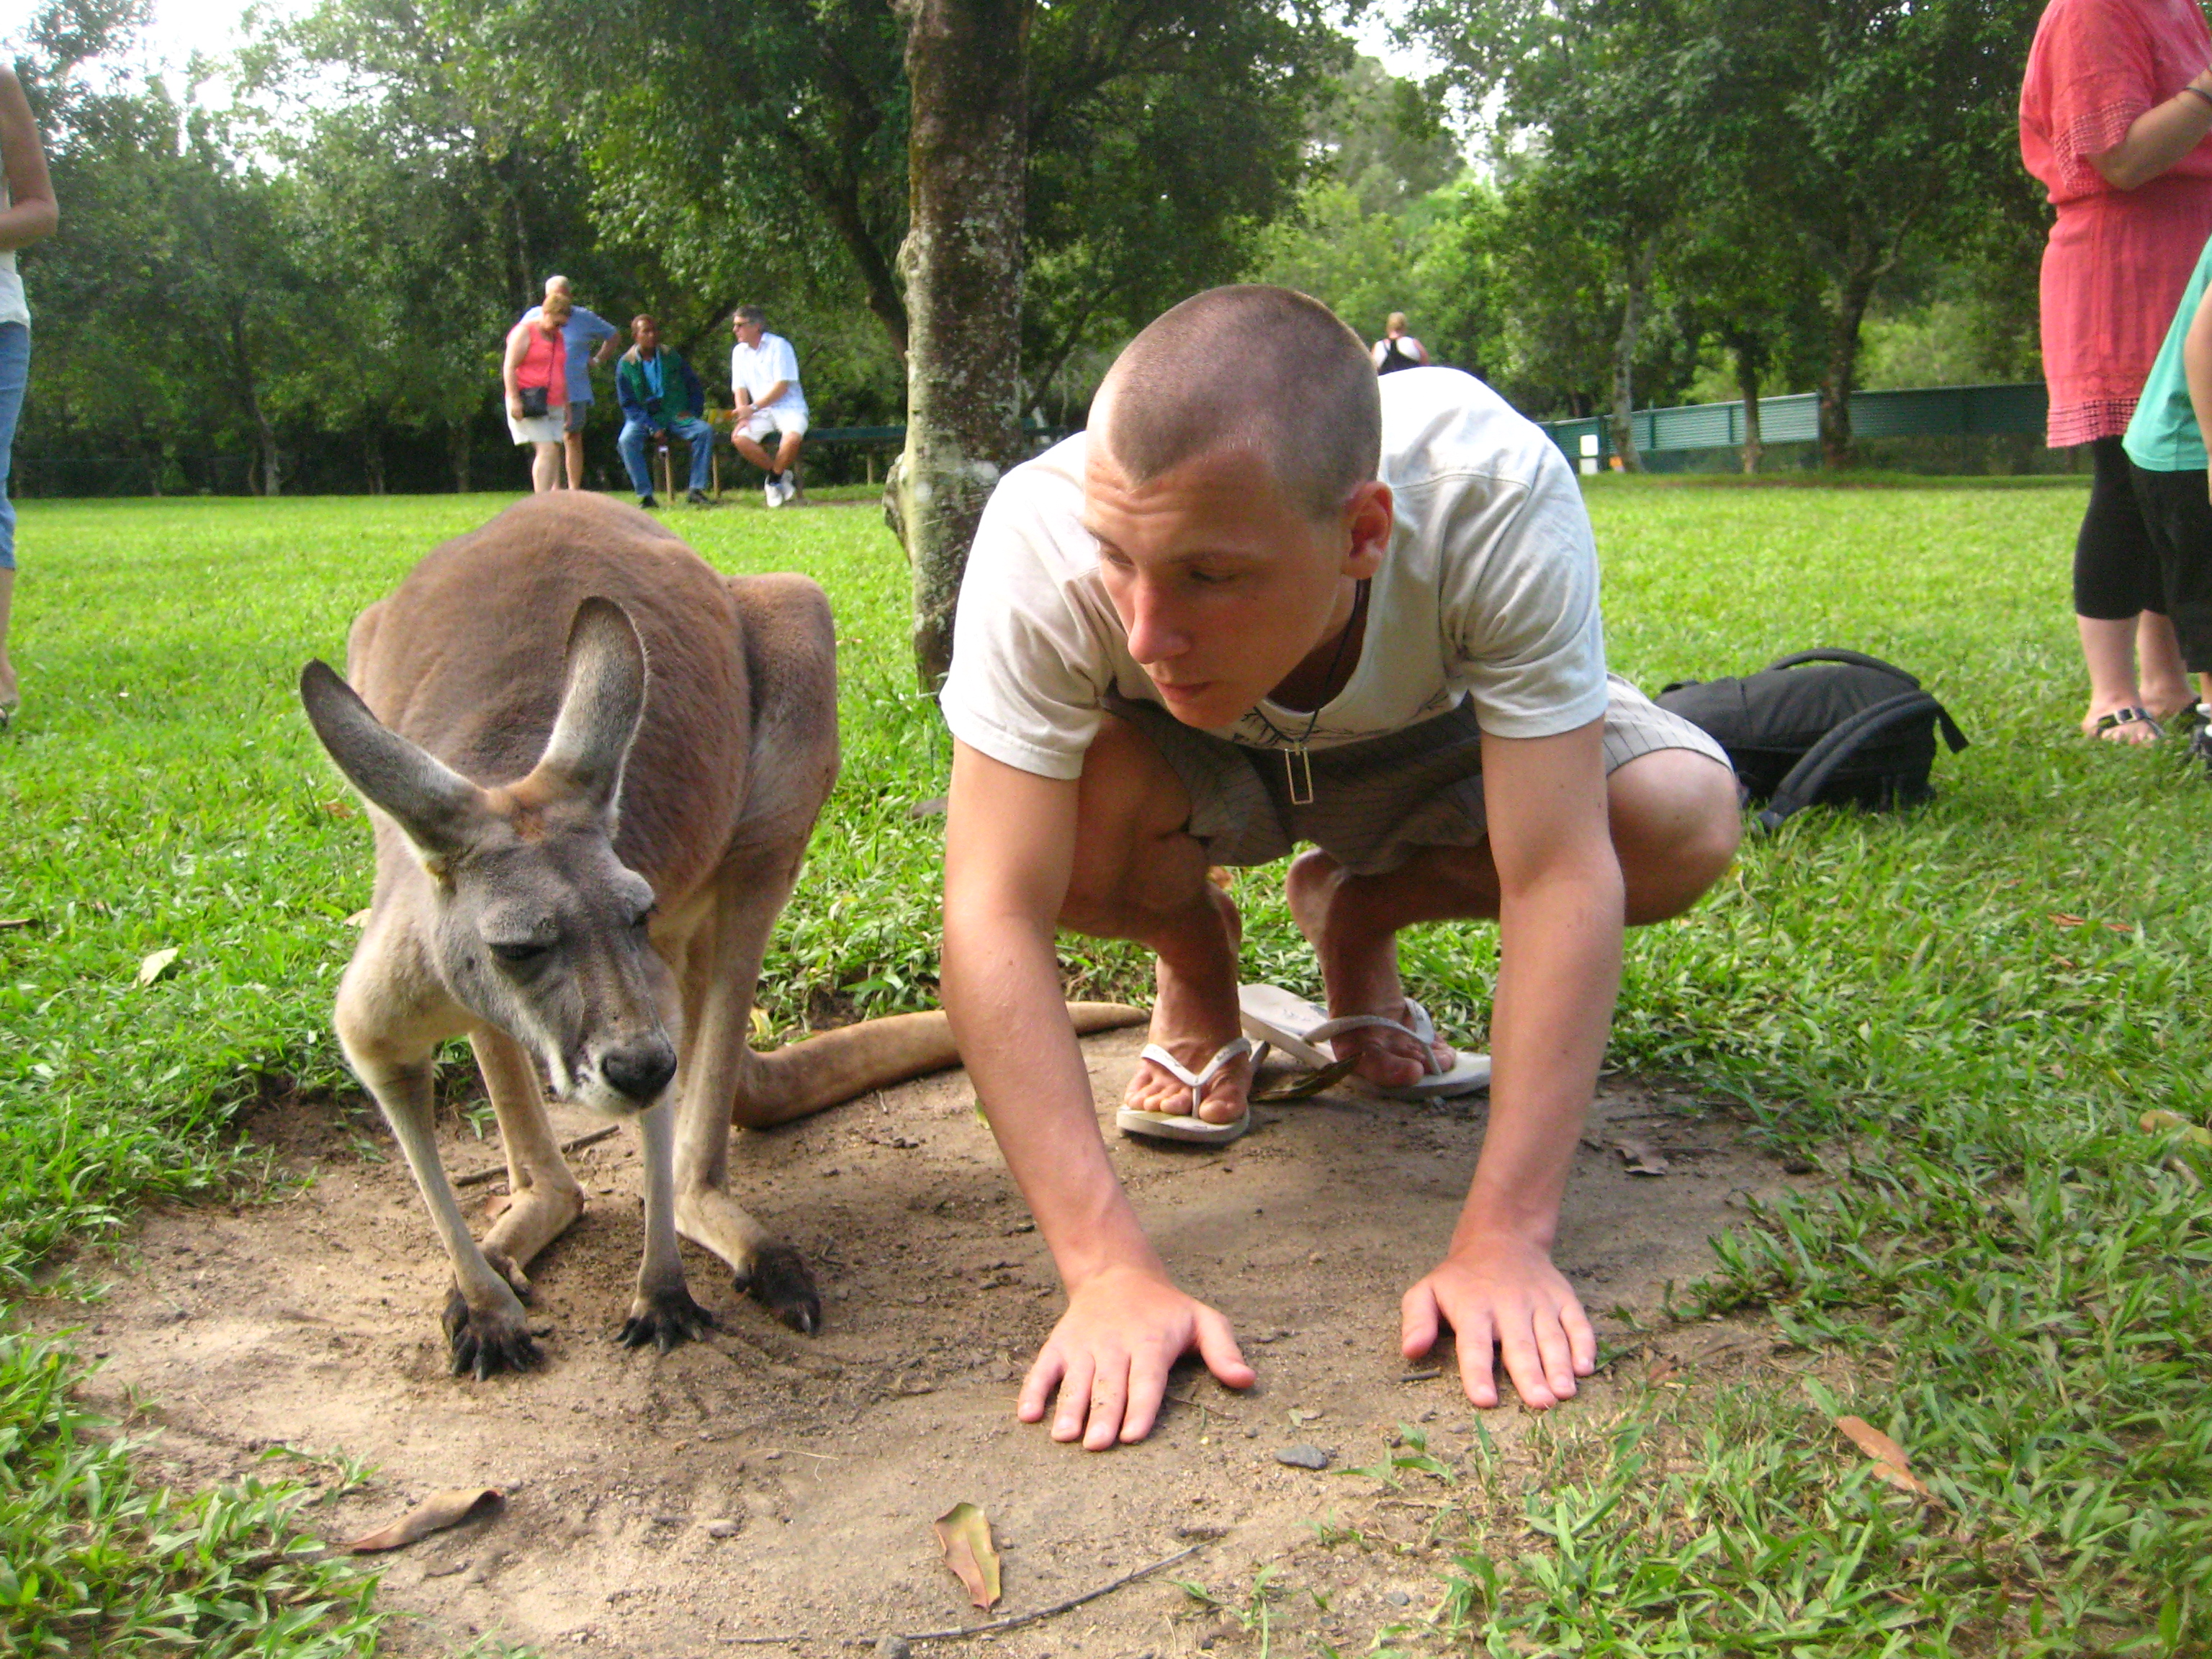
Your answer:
[35,1028,1815,1657]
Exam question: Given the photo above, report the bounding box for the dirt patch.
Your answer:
[35,1030,1817,1656]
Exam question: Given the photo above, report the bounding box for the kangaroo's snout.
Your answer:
[600,1038,678,1103]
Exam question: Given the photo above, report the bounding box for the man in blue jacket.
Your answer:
[615,314,716,508]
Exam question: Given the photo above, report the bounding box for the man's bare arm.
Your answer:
[1401,716,1619,1409]
[943,739,1253,1448]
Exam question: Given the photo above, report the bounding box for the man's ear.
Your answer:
[1341,480,1393,578]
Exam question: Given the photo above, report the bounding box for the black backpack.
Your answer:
[1654,650,1969,833]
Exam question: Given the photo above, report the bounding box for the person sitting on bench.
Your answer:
[616,314,715,509]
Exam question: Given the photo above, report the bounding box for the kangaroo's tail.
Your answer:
[735,1002,1146,1126]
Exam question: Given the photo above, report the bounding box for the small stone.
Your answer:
[877,1638,913,1659]
[1275,1444,1331,1470]
[1242,1424,1259,1439]
[704,1519,740,1539]
[1782,1156,1819,1175]
[1385,1590,1411,1607]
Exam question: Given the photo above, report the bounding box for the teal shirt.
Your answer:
[2125,233,2212,473]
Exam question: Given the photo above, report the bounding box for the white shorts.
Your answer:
[739,408,809,441]
[508,408,566,446]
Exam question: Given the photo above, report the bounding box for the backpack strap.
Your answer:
[1762,649,1920,685]
[1754,691,1969,833]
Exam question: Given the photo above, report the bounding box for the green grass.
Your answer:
[4,476,2210,1653]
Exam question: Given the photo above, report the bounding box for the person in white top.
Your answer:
[0,65,58,731]
[728,305,809,507]
[939,286,1740,1450]
[1372,311,1429,374]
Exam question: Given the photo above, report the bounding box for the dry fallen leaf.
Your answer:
[320,798,358,819]
[932,1501,1002,1609]
[2142,1110,2192,1133]
[750,1006,772,1042]
[136,948,181,987]
[343,1488,503,1552]
[1835,1416,1935,1499]
[2049,913,2089,928]
[1614,1136,1671,1177]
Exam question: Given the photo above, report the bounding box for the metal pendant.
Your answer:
[1286,745,1315,806]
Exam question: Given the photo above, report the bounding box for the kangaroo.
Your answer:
[300,493,1137,1377]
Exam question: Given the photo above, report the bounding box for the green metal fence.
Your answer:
[1533,382,2048,470]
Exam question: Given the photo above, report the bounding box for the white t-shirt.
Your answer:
[730,331,806,418]
[0,179,25,329]
[1372,336,1424,369]
[940,367,1608,782]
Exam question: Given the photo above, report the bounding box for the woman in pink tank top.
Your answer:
[2023,0,2212,742]
[502,293,572,495]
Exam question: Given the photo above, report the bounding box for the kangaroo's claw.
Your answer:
[738,1244,822,1336]
[443,1285,543,1378]
[617,1284,716,1353]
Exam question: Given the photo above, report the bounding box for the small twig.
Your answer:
[454,1125,621,1187]
[902,1543,1202,1642]
[1167,1391,1240,1421]
[0,917,32,929]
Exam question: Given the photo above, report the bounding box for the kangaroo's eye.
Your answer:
[490,941,550,965]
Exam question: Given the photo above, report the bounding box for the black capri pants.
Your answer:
[2128,459,2212,673]
[2077,435,2170,620]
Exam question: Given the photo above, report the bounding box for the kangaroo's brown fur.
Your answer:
[302,493,1138,1376]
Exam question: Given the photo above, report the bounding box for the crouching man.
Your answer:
[938,286,1742,1450]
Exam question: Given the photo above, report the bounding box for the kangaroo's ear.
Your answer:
[300,660,486,873]
[530,596,646,821]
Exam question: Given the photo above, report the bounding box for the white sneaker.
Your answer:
[763,477,781,508]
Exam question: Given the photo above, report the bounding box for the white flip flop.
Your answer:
[1238,984,1491,1100]
[1116,1038,1254,1145]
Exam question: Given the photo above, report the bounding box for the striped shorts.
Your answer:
[1107,675,1730,876]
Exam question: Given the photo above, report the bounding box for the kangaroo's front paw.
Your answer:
[618,1283,715,1353]
[737,1244,821,1336]
[442,1285,542,1379]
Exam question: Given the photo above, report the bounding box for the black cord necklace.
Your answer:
[1283,577,1370,807]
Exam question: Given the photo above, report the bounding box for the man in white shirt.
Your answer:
[938,285,1742,1451]
[728,305,809,507]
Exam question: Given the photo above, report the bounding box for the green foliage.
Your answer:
[0,1331,385,1655]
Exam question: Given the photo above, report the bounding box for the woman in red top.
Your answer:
[2023,0,2212,741]
[502,292,571,494]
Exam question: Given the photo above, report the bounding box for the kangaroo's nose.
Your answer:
[601,1039,676,1102]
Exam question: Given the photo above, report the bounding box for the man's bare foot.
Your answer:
[1123,882,1250,1125]
[1283,850,1454,1090]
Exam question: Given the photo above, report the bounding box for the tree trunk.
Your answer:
[1733,343,1763,476]
[364,428,387,495]
[449,418,474,493]
[890,0,1032,692]
[1607,237,1657,475]
[1818,239,1884,472]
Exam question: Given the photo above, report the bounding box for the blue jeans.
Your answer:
[619,415,715,496]
[0,323,27,570]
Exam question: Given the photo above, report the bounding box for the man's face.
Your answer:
[1083,441,1378,730]
[634,319,660,354]
[732,316,763,349]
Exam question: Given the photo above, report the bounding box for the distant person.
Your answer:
[615,313,716,509]
[0,65,57,733]
[1372,313,1429,375]
[2121,229,2212,772]
[2022,0,2212,743]
[729,305,808,508]
[503,293,570,494]
[521,275,620,490]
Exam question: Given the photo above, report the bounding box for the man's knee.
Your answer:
[1609,749,1741,922]
[1061,716,1207,931]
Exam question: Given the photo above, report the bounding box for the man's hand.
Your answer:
[1019,1264,1256,1449]
[1401,1230,1596,1410]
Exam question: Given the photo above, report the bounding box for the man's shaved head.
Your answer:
[1095,286,1380,521]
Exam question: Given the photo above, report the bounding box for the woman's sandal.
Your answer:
[2092,706,2162,742]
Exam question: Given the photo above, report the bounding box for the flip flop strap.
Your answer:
[1299,998,1446,1078]
[1140,1038,1254,1114]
